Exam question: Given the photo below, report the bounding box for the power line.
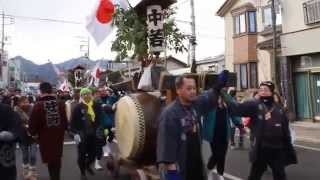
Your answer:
[174,0,190,7]
[6,14,83,25]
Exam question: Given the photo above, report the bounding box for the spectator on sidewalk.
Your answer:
[29,82,68,180]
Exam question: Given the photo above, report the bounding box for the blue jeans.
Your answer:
[20,143,37,166]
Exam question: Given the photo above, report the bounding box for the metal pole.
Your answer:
[87,37,90,59]
[190,0,197,73]
[0,12,4,80]
[271,0,277,85]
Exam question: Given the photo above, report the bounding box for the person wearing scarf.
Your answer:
[70,88,102,180]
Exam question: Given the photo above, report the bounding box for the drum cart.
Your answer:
[105,73,236,180]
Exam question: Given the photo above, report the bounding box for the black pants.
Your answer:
[0,166,16,180]
[77,135,96,176]
[248,148,287,180]
[47,159,62,180]
[96,137,105,161]
[207,142,228,175]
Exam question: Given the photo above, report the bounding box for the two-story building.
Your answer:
[0,50,9,88]
[196,54,225,73]
[281,0,320,121]
[216,0,281,92]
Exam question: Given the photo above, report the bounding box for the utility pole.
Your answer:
[190,0,197,73]
[0,12,4,80]
[87,37,90,59]
[271,0,277,85]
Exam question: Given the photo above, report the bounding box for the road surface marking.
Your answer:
[294,144,320,152]
[64,141,76,145]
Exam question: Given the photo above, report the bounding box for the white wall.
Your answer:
[223,0,251,72]
[281,0,320,56]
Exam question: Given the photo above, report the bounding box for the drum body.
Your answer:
[115,92,162,165]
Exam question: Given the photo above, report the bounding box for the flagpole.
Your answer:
[125,0,133,9]
[190,0,197,73]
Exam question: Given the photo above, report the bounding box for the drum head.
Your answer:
[115,96,145,159]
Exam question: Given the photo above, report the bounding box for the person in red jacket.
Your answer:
[29,82,68,180]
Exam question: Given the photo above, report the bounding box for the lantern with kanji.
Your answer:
[135,0,176,57]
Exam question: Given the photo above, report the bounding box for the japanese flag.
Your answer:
[91,62,103,87]
[86,0,130,45]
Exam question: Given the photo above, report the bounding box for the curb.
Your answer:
[295,137,320,144]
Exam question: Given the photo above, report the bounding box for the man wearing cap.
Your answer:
[70,88,103,180]
[29,82,68,180]
[221,81,297,180]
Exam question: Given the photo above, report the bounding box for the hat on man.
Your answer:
[80,88,92,96]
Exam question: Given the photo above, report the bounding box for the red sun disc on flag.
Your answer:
[96,0,115,24]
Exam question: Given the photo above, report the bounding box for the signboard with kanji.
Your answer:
[146,5,165,54]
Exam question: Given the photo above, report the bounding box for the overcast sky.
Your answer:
[1,0,225,64]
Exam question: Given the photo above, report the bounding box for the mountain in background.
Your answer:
[14,56,113,85]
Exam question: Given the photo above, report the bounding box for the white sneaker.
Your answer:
[217,175,225,180]
[94,159,103,170]
[103,144,111,157]
[22,164,30,179]
[207,170,214,180]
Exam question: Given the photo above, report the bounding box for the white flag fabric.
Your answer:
[86,0,116,45]
[112,0,130,9]
[59,79,70,92]
[91,62,103,87]
[137,64,153,91]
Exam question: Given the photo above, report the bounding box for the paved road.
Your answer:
[202,139,320,180]
[16,144,132,180]
[15,139,320,180]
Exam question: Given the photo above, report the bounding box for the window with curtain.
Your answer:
[234,13,246,35]
[234,11,257,35]
[303,0,320,24]
[248,11,257,32]
[240,64,248,89]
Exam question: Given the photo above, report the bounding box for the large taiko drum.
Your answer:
[115,92,162,165]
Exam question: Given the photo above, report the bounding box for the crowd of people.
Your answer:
[0,70,298,180]
[157,70,297,180]
[0,83,120,180]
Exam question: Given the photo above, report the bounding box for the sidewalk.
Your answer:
[292,121,320,144]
